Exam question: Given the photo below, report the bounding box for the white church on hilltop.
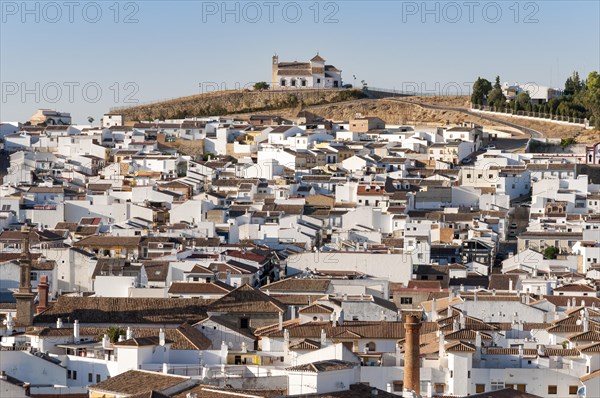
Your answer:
[271,53,343,89]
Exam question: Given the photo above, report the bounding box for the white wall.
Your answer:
[286,252,412,283]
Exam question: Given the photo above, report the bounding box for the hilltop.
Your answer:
[113,89,367,122]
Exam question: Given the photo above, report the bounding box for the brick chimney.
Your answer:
[403,314,421,395]
[36,275,49,314]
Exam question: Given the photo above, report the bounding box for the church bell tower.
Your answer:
[272,54,279,88]
[13,225,35,326]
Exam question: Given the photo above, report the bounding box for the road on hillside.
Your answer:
[385,98,544,140]
[302,95,544,144]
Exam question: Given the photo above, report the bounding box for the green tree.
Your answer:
[484,76,506,108]
[202,152,216,161]
[106,326,125,343]
[585,71,600,128]
[471,77,492,105]
[564,71,584,96]
[560,138,576,148]
[253,82,269,91]
[488,87,506,109]
[516,92,531,111]
[543,246,559,259]
[494,76,502,90]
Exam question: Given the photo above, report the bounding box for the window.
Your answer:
[491,381,504,391]
[366,342,376,351]
[468,371,471,378]
[72,371,77,380]
[476,384,485,393]
[393,381,403,392]
[240,318,249,329]
[400,297,413,305]
[88,373,93,382]
[96,374,101,383]
[548,385,558,395]
[434,384,445,393]
[569,386,578,395]
[67,370,72,379]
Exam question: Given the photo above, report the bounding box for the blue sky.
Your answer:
[1,0,599,123]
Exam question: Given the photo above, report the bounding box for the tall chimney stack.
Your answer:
[36,275,49,314]
[403,314,421,395]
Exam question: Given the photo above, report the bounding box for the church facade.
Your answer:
[271,54,342,89]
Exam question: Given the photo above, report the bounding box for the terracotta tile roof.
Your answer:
[542,295,600,307]
[73,235,141,247]
[445,329,492,341]
[485,347,537,356]
[468,388,544,398]
[554,315,582,325]
[543,347,581,357]
[406,280,442,289]
[168,282,232,295]
[286,359,356,373]
[522,323,552,331]
[55,222,77,232]
[257,320,438,339]
[25,327,75,337]
[554,284,597,292]
[270,294,323,306]
[581,368,600,381]
[172,385,286,398]
[28,186,64,193]
[208,284,286,314]
[488,274,520,291]
[286,383,397,398]
[88,370,190,396]
[547,323,593,334]
[128,391,169,398]
[289,338,322,351]
[438,313,499,332]
[445,341,476,352]
[142,261,170,282]
[331,329,362,339]
[578,342,600,353]
[261,278,331,293]
[185,265,213,274]
[34,297,210,325]
[225,249,268,264]
[113,336,175,347]
[298,303,334,314]
[0,229,65,244]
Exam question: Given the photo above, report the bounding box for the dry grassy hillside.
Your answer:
[116,89,366,121]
